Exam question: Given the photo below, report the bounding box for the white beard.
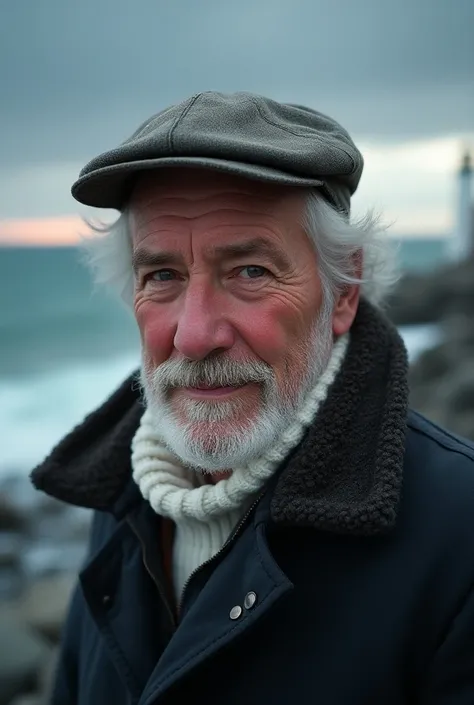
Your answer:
[140,309,334,472]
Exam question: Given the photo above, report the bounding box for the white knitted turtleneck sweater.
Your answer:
[132,334,348,600]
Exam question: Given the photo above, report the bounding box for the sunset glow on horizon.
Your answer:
[0,215,96,246]
[0,206,453,247]
[0,210,452,247]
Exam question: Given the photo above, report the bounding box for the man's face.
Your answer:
[130,169,334,471]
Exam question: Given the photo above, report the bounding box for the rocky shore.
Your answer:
[388,255,474,327]
[0,473,90,704]
[387,254,474,442]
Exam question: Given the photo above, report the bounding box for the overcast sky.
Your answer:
[0,0,473,237]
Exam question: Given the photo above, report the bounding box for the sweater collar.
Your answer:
[31,299,409,536]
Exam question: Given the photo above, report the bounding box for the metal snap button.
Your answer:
[244,591,257,609]
[229,605,243,620]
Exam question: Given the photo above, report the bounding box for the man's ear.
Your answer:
[332,251,362,336]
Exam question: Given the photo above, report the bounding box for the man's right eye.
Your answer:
[149,269,176,282]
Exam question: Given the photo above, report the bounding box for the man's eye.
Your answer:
[239,265,268,279]
[149,269,176,282]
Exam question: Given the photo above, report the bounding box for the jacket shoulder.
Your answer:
[407,409,474,462]
[403,409,474,526]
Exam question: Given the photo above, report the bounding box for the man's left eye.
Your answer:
[239,265,268,279]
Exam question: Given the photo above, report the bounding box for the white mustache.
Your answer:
[151,356,275,390]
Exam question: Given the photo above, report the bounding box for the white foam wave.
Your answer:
[0,354,139,477]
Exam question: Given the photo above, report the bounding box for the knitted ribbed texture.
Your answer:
[171,512,242,599]
[132,334,349,598]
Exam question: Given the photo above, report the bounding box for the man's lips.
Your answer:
[194,383,242,390]
[173,383,249,398]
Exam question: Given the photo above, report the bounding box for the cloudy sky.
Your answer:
[0,0,473,244]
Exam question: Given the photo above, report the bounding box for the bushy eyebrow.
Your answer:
[208,238,291,271]
[132,249,181,275]
[132,236,292,274]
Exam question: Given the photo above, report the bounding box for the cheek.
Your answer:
[239,316,286,363]
[235,302,309,370]
[134,300,175,365]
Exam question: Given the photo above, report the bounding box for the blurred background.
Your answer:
[0,1,473,702]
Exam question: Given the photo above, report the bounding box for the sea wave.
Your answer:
[0,353,139,477]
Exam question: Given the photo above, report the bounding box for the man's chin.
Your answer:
[172,422,247,466]
[154,417,266,472]
[167,438,246,473]
[144,388,296,471]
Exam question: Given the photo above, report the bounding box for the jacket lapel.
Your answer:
[79,502,175,700]
[138,495,292,705]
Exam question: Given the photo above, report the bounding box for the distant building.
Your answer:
[446,151,473,262]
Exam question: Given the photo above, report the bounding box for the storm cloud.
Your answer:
[0,0,473,220]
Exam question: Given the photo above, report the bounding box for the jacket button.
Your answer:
[244,591,257,609]
[229,605,242,620]
[102,594,111,606]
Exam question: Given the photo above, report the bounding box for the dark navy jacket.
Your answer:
[31,303,474,705]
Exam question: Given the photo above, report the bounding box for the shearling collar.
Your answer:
[31,299,408,536]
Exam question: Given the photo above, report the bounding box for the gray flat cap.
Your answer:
[72,91,364,214]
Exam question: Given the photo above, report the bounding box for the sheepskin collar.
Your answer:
[31,299,409,535]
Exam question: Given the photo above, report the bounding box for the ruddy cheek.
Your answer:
[237,313,287,365]
[235,302,310,392]
[135,303,175,365]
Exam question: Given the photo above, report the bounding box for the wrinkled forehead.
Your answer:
[128,168,307,234]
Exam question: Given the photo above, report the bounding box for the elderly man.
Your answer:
[32,92,474,705]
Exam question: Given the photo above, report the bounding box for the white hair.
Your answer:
[80,189,398,309]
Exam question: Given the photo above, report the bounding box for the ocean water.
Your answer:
[0,239,446,477]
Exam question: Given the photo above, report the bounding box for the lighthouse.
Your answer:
[447,151,473,262]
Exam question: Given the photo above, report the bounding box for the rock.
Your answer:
[9,695,44,705]
[0,608,51,705]
[409,328,474,441]
[0,532,24,599]
[0,473,91,582]
[409,344,451,387]
[0,495,27,532]
[387,256,474,326]
[21,540,87,581]
[34,506,91,543]
[37,646,59,704]
[0,532,23,568]
[0,475,49,517]
[9,648,62,705]
[0,475,71,536]
[17,574,76,642]
[0,565,24,601]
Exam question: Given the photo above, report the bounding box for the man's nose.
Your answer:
[173,281,235,361]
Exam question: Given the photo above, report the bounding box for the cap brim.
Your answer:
[71,156,326,209]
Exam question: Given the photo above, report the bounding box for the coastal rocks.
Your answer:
[0,609,52,705]
[387,255,474,442]
[409,325,474,440]
[9,696,44,705]
[387,256,474,326]
[17,575,76,643]
[0,497,27,533]
[0,474,91,703]
[0,473,90,600]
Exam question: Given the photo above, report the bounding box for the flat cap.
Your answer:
[72,91,364,214]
